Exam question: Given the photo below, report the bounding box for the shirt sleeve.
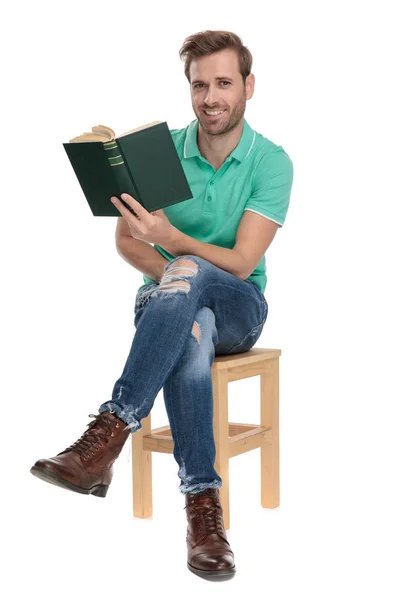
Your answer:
[245,148,294,227]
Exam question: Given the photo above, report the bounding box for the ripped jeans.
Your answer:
[98,255,268,494]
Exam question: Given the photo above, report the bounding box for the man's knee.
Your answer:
[159,258,198,293]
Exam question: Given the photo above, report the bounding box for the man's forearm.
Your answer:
[164,230,246,279]
[116,235,169,282]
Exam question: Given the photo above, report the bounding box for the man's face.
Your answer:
[189,48,254,137]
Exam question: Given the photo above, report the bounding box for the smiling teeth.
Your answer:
[205,110,224,115]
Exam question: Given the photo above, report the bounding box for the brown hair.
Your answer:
[179,30,253,85]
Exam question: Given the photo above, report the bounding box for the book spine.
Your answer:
[103,140,142,204]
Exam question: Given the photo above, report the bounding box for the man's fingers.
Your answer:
[110,197,143,236]
[121,193,148,219]
[120,197,140,218]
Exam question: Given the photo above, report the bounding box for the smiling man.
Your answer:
[30,30,294,580]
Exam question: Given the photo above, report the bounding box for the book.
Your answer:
[63,121,193,216]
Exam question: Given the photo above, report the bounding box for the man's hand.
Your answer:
[111,193,178,247]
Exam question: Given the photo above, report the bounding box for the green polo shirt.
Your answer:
[137,118,293,294]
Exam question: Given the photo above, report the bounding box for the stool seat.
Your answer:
[131,347,280,530]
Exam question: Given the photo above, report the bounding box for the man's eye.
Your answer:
[193,81,231,89]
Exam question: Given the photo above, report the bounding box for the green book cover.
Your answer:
[63,121,193,216]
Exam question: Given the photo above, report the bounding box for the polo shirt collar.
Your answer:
[183,118,256,163]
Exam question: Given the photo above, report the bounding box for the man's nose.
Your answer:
[204,86,218,105]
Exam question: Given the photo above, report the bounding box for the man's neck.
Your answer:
[197,118,244,170]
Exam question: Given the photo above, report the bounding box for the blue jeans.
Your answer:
[98,255,268,494]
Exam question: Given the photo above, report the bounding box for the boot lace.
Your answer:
[57,413,115,461]
[185,490,228,543]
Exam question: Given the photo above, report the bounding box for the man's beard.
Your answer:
[196,94,246,137]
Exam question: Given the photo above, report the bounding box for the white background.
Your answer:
[1,0,399,597]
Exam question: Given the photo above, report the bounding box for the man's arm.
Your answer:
[164,213,279,281]
[163,232,246,279]
[115,215,168,281]
[116,236,168,282]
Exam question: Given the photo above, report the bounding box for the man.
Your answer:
[30,30,294,580]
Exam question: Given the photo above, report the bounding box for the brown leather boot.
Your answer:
[185,487,236,579]
[30,412,130,497]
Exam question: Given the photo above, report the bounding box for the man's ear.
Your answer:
[246,73,255,100]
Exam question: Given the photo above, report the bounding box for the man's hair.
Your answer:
[179,30,253,86]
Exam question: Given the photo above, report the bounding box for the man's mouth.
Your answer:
[203,109,226,118]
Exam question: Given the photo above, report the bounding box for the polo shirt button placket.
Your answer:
[207,178,215,204]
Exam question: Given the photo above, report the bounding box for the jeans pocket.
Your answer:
[225,319,265,355]
[248,280,268,308]
[262,301,268,324]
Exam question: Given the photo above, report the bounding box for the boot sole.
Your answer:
[187,562,236,580]
[30,466,108,497]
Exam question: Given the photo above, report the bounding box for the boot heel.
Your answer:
[91,484,109,498]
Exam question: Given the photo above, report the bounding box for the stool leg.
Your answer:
[132,413,153,518]
[212,370,230,530]
[260,357,280,508]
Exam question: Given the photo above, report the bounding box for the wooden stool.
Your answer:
[131,347,280,530]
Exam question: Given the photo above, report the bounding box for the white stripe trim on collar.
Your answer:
[244,131,256,160]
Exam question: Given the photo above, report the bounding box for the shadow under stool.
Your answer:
[131,347,280,530]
